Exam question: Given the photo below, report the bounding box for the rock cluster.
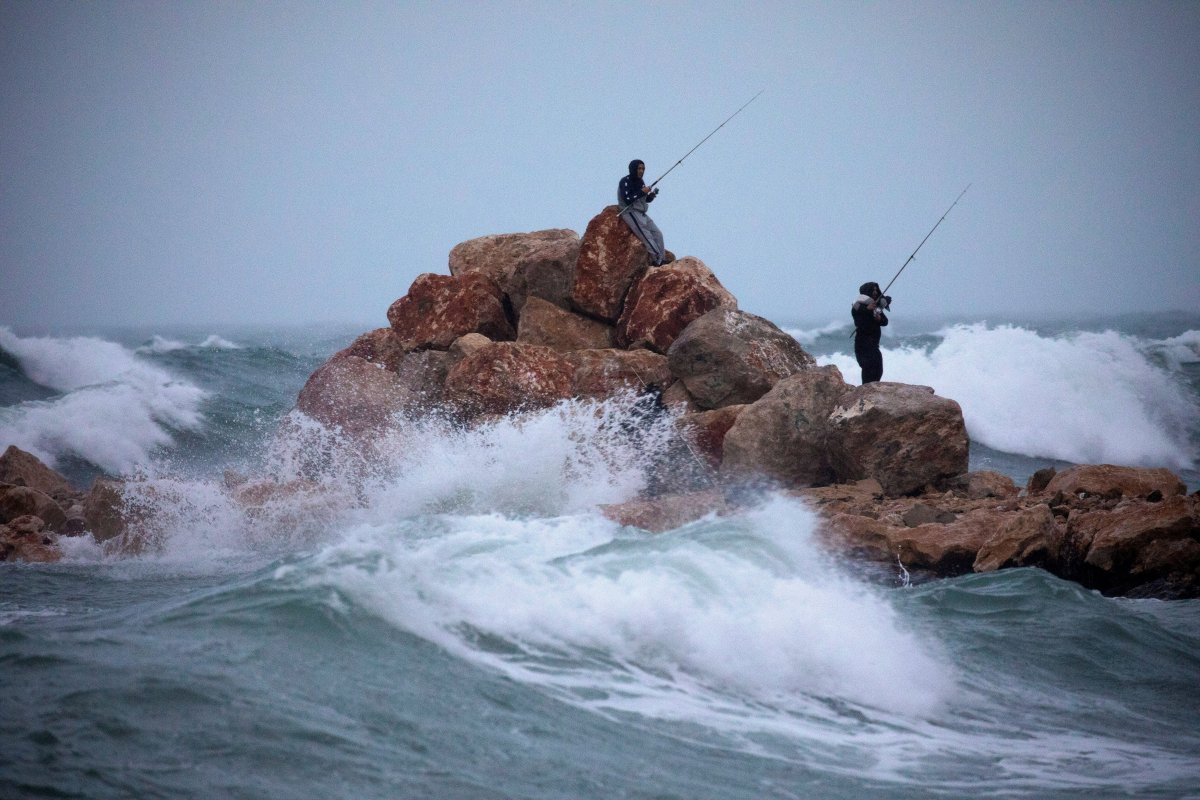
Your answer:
[4,207,1197,600]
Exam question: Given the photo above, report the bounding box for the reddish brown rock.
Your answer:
[387,272,515,351]
[1045,464,1187,500]
[337,327,408,371]
[566,348,672,399]
[666,308,816,409]
[720,366,851,487]
[1067,494,1199,594]
[600,489,728,533]
[570,206,653,322]
[395,349,453,406]
[824,507,998,574]
[444,342,575,419]
[660,381,700,414]
[974,503,1063,572]
[0,515,62,563]
[827,382,969,496]
[676,405,748,468]
[0,445,76,502]
[517,297,615,351]
[614,257,737,353]
[950,470,1020,500]
[295,355,415,435]
[0,484,68,532]
[449,229,580,306]
[81,478,131,543]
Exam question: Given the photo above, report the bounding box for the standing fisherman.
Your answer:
[618,160,668,266]
[851,281,890,384]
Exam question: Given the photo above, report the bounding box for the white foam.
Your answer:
[136,334,241,354]
[0,327,208,473]
[820,324,1199,470]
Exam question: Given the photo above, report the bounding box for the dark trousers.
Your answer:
[854,337,883,384]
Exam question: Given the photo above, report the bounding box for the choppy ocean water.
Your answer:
[1,313,1198,799]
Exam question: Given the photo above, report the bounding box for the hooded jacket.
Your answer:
[618,160,655,211]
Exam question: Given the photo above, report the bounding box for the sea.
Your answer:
[1,312,1198,800]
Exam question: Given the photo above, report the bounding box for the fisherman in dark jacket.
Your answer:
[617,159,667,265]
[852,281,890,384]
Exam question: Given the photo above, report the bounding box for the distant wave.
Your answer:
[820,324,1200,471]
[0,327,207,474]
[136,334,242,354]
[784,320,847,344]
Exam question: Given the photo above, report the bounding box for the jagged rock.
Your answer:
[599,489,728,533]
[0,516,62,563]
[0,445,76,502]
[677,405,747,468]
[718,366,850,487]
[395,349,453,406]
[570,206,653,322]
[294,355,415,435]
[824,507,998,574]
[1027,466,1057,494]
[1045,464,1187,501]
[827,382,969,496]
[338,327,409,371]
[449,229,580,309]
[660,381,700,414]
[949,470,1020,500]
[517,297,615,351]
[666,308,816,409]
[0,484,68,532]
[901,503,957,527]
[444,342,575,419]
[614,257,737,353]
[81,478,131,543]
[1066,494,1199,596]
[566,348,671,400]
[387,272,515,351]
[974,503,1063,572]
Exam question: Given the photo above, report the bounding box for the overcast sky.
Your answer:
[2,1,1198,331]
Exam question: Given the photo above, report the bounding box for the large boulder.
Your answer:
[0,516,62,563]
[666,308,816,409]
[1066,494,1200,596]
[615,257,737,353]
[387,272,515,351]
[0,484,68,532]
[443,342,575,419]
[720,366,851,487]
[570,206,653,322]
[973,503,1064,572]
[294,355,415,435]
[81,478,131,543]
[1045,464,1187,500]
[517,297,615,351]
[0,445,76,502]
[566,348,672,400]
[337,327,409,372]
[676,405,748,469]
[827,382,969,496]
[449,229,580,309]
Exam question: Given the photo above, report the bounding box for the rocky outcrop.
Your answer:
[615,257,737,353]
[666,308,816,409]
[443,342,576,420]
[449,229,580,311]
[566,348,672,399]
[1045,464,1186,500]
[294,354,416,436]
[570,206,654,322]
[517,297,615,351]
[828,382,969,496]
[387,272,515,350]
[720,366,851,487]
[0,445,76,503]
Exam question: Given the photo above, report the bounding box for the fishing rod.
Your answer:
[848,184,970,339]
[619,90,764,215]
[879,183,971,297]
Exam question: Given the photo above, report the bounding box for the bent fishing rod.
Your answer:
[619,90,764,215]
